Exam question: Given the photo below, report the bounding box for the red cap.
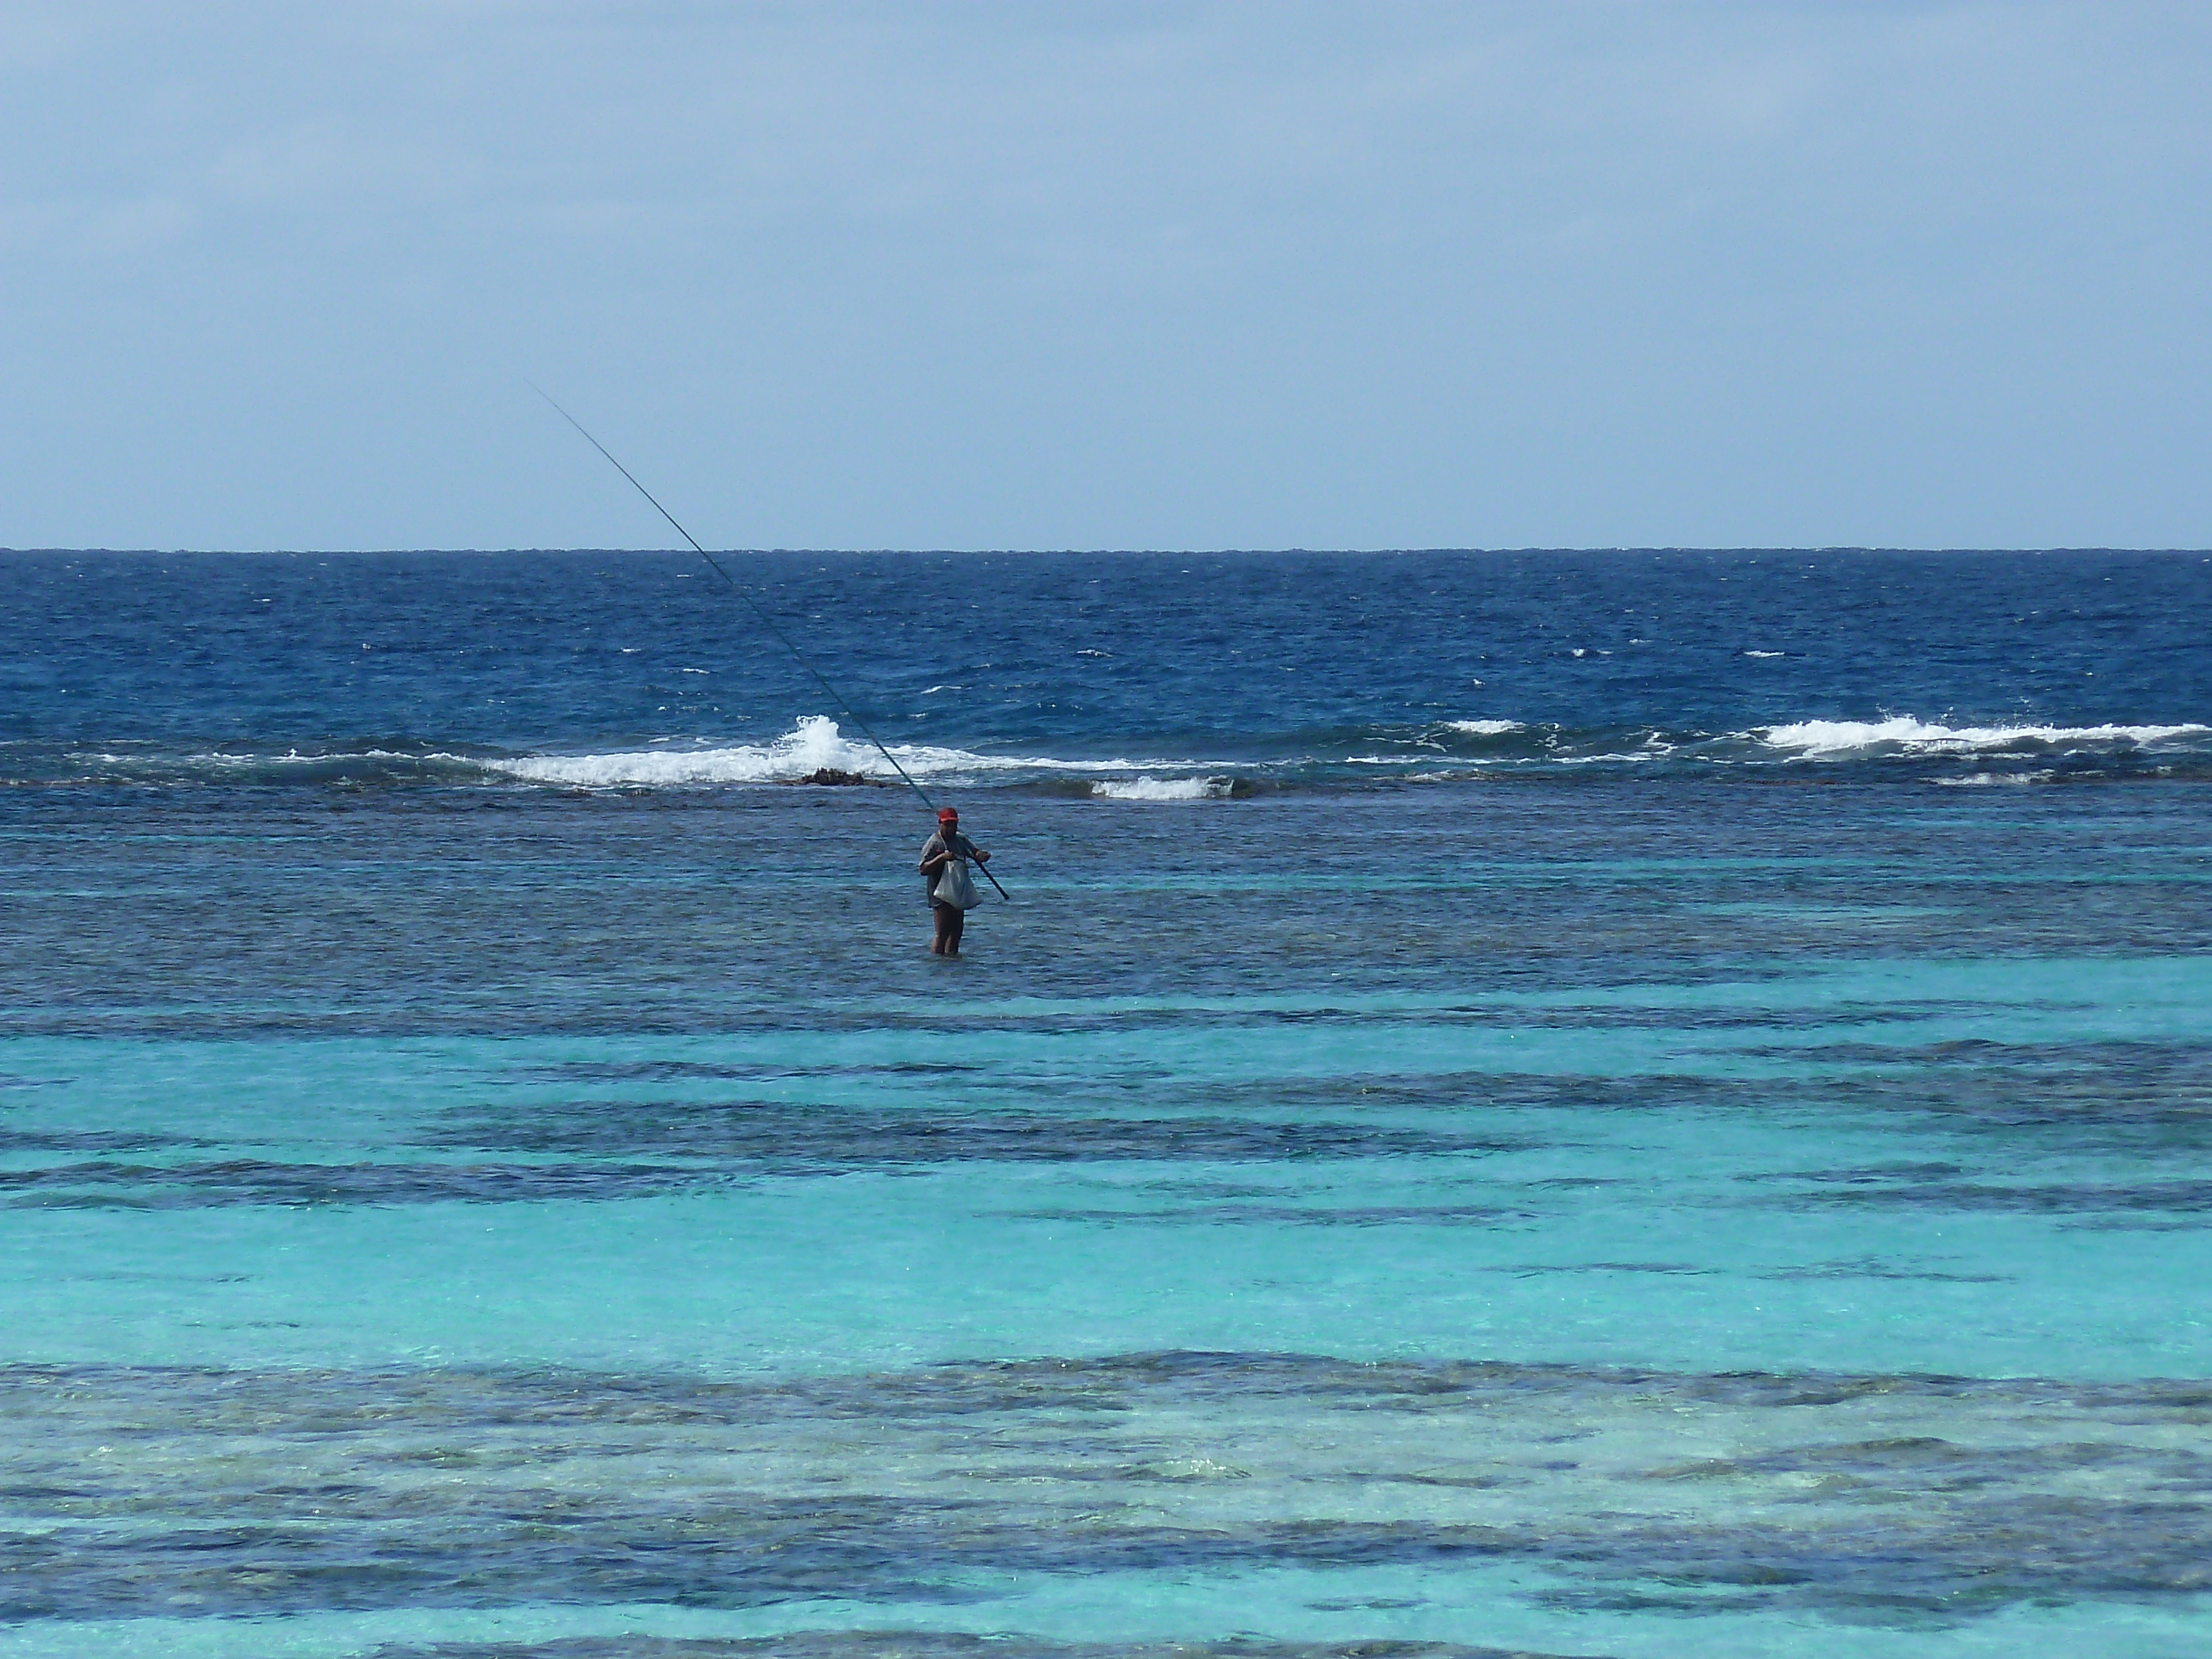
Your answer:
[937,807,958,821]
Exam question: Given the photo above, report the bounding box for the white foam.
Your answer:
[1443,720,1525,736]
[1091,775,1233,801]
[1756,716,2211,758]
[87,748,478,771]
[1744,650,1786,659]
[1931,770,2056,787]
[484,716,1185,788]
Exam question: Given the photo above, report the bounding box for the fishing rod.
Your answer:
[533,383,1011,902]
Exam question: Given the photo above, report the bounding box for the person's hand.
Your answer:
[974,848,989,863]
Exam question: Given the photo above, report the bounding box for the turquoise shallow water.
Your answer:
[5,551,2212,1655]
[7,781,2212,1656]
[9,950,2212,1383]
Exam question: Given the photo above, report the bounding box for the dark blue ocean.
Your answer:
[3,549,2210,1658]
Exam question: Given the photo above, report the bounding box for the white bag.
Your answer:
[933,858,981,910]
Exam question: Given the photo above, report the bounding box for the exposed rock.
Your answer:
[785,768,894,787]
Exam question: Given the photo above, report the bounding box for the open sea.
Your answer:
[3,547,2210,1659]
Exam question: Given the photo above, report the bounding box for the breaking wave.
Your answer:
[1442,719,1526,736]
[12,712,2210,794]
[486,717,1203,788]
[1328,712,2212,779]
[1090,776,1239,801]
[56,747,487,787]
[1753,717,2212,760]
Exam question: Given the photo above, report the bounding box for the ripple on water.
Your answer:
[6,1355,2210,1630]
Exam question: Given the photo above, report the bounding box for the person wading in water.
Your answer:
[919,807,989,957]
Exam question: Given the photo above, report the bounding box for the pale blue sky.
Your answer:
[3,2,2207,550]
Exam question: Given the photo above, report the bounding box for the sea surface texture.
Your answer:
[2,548,2210,1659]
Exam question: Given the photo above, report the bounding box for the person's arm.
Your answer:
[920,835,952,875]
[953,832,988,864]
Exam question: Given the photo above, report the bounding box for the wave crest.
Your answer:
[489,716,1198,789]
[1443,719,1525,737]
[1091,776,1237,801]
[489,717,884,787]
[15,711,2211,793]
[1756,717,2212,759]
